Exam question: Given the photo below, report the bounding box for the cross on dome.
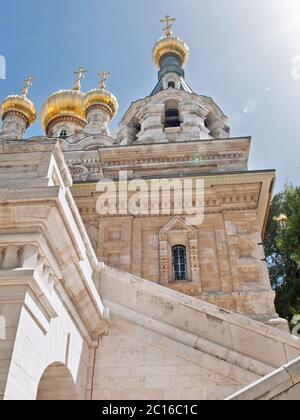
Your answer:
[22,76,33,97]
[99,70,111,90]
[73,67,88,91]
[160,15,176,37]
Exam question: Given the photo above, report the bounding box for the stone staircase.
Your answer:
[96,266,300,399]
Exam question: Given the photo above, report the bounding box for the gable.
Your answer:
[159,215,197,240]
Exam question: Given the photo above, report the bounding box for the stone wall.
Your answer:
[91,315,257,400]
[0,140,107,400]
[0,279,90,400]
[71,156,276,321]
[95,208,276,320]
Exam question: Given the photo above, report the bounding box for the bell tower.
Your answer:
[118,16,229,145]
[151,15,192,95]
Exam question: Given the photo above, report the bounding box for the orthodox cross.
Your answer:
[22,76,33,97]
[73,67,88,91]
[160,15,176,37]
[99,70,111,89]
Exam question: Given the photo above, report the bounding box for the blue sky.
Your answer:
[0,0,300,191]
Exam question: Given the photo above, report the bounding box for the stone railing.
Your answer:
[100,266,300,378]
[226,356,300,400]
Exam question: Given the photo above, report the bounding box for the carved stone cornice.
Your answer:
[0,243,58,320]
[102,152,245,168]
[71,170,275,235]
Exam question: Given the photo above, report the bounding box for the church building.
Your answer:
[0,17,299,401]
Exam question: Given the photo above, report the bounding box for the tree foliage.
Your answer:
[263,185,300,321]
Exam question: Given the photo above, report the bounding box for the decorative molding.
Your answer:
[47,115,86,135]
[86,103,112,117]
[103,153,245,168]
[159,216,200,285]
[2,110,29,127]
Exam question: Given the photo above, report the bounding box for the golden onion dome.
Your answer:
[152,36,190,69]
[83,88,119,120]
[40,89,86,132]
[0,95,36,127]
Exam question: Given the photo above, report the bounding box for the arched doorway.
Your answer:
[36,362,79,400]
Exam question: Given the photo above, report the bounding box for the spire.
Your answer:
[151,17,192,96]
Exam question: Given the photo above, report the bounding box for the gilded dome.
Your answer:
[83,89,119,120]
[152,36,190,69]
[41,89,86,132]
[0,95,36,127]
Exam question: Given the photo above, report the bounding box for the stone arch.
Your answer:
[36,362,79,401]
[199,95,230,138]
[163,99,182,129]
[125,116,142,144]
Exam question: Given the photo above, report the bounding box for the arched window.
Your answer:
[133,121,141,140]
[168,81,175,89]
[172,245,187,281]
[127,117,141,143]
[204,118,211,129]
[164,100,181,128]
[165,108,180,128]
[59,129,67,138]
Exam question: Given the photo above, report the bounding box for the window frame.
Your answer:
[172,245,188,282]
[59,129,68,138]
